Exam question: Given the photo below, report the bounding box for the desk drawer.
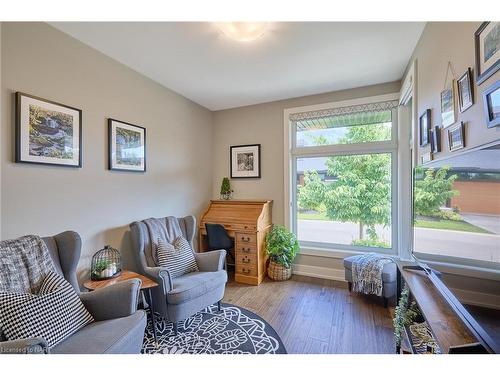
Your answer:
[236,243,257,255]
[231,223,256,232]
[236,264,257,277]
[235,232,256,244]
[236,252,257,267]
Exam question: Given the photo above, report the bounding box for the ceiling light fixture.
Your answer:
[215,22,270,42]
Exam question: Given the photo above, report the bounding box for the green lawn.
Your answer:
[297,212,491,234]
[414,219,491,234]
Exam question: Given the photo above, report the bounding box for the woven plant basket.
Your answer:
[267,260,292,281]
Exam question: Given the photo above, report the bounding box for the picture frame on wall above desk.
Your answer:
[482,80,500,128]
[475,22,500,85]
[419,109,431,147]
[230,144,261,178]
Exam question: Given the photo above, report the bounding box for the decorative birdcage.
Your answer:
[90,245,122,280]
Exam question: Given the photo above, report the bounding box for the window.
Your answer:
[286,96,399,253]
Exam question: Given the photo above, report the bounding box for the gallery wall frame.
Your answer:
[448,122,466,152]
[482,80,500,128]
[475,22,500,85]
[108,118,146,172]
[457,68,474,113]
[15,92,82,168]
[419,109,431,147]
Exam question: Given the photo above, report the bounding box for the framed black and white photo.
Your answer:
[482,80,500,128]
[448,122,465,152]
[457,68,474,113]
[15,92,82,167]
[430,126,442,154]
[419,109,431,146]
[108,119,146,172]
[230,144,261,178]
[440,83,456,128]
[475,22,500,85]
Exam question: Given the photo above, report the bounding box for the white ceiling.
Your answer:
[50,22,425,111]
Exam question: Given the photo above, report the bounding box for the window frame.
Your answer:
[284,93,400,255]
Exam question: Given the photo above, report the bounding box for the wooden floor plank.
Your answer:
[223,274,395,354]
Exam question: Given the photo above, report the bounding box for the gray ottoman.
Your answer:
[343,255,397,307]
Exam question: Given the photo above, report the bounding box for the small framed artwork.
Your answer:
[108,119,146,172]
[419,109,431,146]
[457,68,474,113]
[230,144,261,178]
[448,122,465,152]
[421,151,433,164]
[475,22,500,85]
[430,126,442,154]
[482,80,500,128]
[441,82,456,128]
[15,92,82,167]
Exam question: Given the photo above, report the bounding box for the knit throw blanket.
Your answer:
[0,235,55,294]
[351,253,393,297]
[144,217,183,264]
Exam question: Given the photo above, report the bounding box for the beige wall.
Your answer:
[212,81,401,269]
[1,23,214,281]
[410,22,500,163]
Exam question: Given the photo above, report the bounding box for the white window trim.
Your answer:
[283,92,400,255]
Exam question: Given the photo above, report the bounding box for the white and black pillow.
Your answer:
[0,272,94,348]
[156,236,199,278]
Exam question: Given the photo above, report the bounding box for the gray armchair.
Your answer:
[130,216,227,334]
[0,231,147,354]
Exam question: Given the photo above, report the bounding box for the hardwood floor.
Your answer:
[223,274,395,354]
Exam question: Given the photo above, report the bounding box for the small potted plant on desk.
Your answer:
[265,225,299,281]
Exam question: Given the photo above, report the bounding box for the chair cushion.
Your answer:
[157,237,198,278]
[0,272,94,348]
[51,311,146,354]
[167,271,228,305]
[343,255,397,283]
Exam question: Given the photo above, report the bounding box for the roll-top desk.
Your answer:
[198,200,273,285]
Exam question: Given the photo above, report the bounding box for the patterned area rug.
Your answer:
[142,303,286,354]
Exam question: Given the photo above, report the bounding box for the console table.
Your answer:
[396,261,497,354]
[199,199,273,285]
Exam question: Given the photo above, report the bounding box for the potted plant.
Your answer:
[220,177,233,200]
[265,225,299,281]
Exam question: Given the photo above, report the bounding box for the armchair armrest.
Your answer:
[0,337,49,354]
[142,265,173,294]
[195,250,226,272]
[80,279,141,321]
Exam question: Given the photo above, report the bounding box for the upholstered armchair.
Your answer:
[0,231,147,354]
[130,216,227,334]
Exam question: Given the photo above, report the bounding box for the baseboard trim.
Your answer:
[292,264,345,282]
[451,288,500,310]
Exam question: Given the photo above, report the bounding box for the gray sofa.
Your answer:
[130,216,227,333]
[0,231,147,354]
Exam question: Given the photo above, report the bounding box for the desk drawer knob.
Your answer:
[241,236,250,242]
[242,247,250,253]
[242,257,251,263]
[242,268,251,274]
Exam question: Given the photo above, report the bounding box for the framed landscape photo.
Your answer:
[419,109,431,147]
[448,122,465,152]
[440,83,456,128]
[475,22,500,85]
[108,118,146,172]
[457,68,474,113]
[15,92,82,167]
[230,144,261,178]
[482,80,500,128]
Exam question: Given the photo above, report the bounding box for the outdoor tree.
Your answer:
[413,166,458,217]
[298,170,326,211]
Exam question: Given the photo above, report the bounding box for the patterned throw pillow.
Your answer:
[156,236,199,278]
[0,272,94,348]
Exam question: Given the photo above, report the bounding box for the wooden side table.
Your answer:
[83,270,159,343]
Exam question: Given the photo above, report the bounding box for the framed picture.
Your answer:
[447,122,465,152]
[421,151,433,164]
[430,126,442,154]
[15,92,82,167]
[419,109,431,146]
[457,68,474,113]
[440,83,456,128]
[230,144,261,178]
[475,22,500,85]
[482,80,500,128]
[108,118,146,172]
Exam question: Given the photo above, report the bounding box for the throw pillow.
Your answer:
[156,236,199,278]
[0,272,94,348]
